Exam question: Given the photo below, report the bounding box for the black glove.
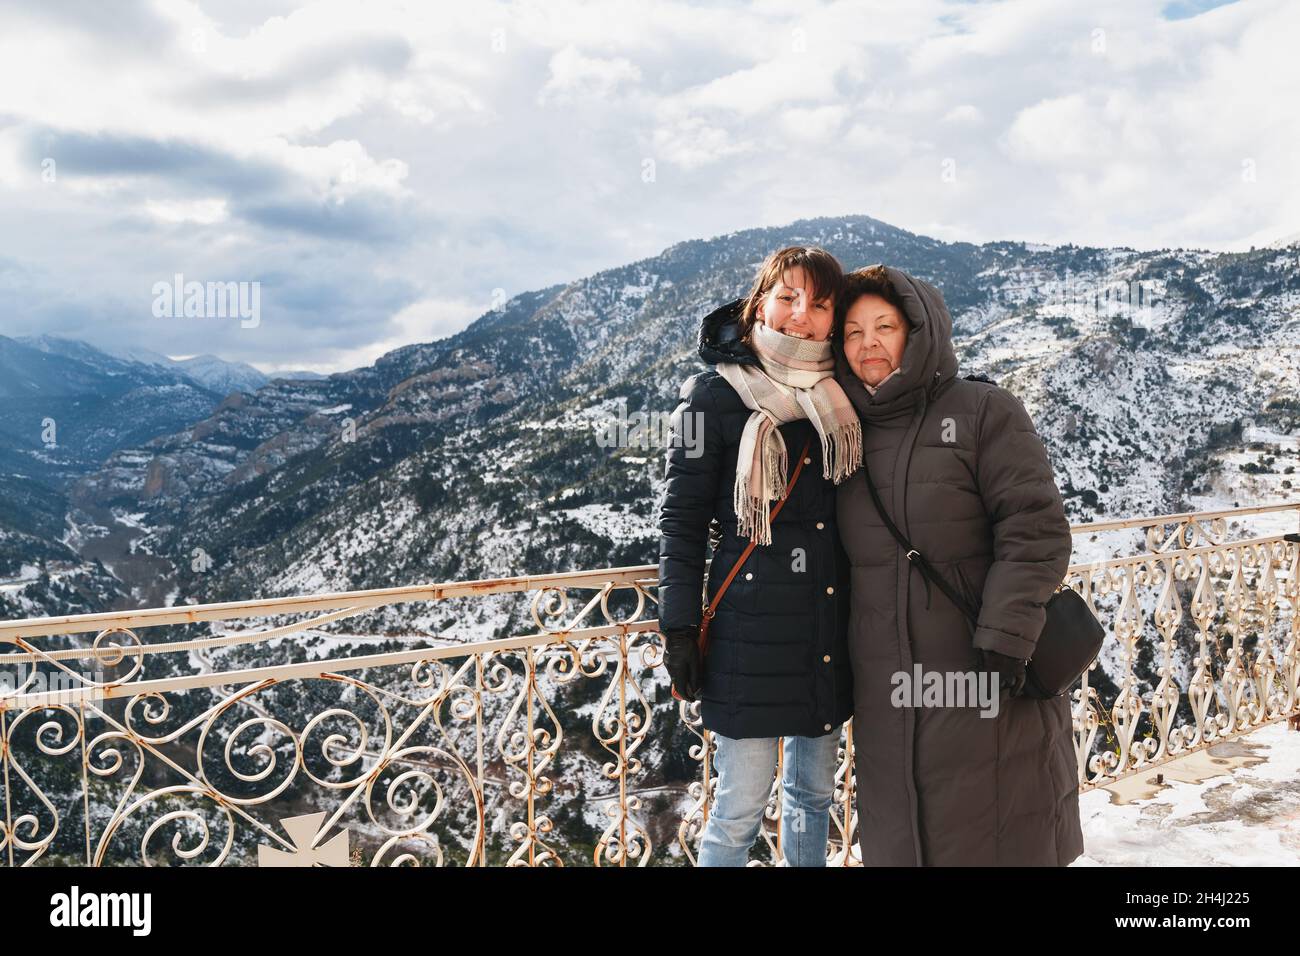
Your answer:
[977,648,1027,699]
[663,628,703,700]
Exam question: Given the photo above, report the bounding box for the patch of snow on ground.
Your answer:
[1075,722,1300,866]
[112,511,150,529]
[564,503,657,545]
[0,564,41,593]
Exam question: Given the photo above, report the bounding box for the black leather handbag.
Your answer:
[862,462,1104,699]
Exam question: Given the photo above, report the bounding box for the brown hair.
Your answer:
[835,264,907,337]
[738,246,844,341]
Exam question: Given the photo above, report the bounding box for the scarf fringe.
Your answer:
[733,431,787,546]
[821,420,863,485]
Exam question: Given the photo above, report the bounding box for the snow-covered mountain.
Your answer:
[14,215,1287,627]
[166,353,325,392]
[20,334,326,395]
[0,334,221,485]
[6,215,1300,618]
[0,334,331,591]
[170,354,271,395]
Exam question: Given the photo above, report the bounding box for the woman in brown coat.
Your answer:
[834,264,1083,866]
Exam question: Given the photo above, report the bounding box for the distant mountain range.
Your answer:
[0,334,220,486]
[0,334,326,489]
[0,333,324,587]
[19,334,326,393]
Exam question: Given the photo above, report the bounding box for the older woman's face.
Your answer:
[842,293,908,387]
[756,266,834,342]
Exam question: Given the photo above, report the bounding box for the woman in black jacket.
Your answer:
[657,246,858,866]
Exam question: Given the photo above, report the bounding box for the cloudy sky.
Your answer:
[0,0,1295,372]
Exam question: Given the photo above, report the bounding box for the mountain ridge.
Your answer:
[2,214,1296,621]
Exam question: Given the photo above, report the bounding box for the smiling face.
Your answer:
[755,266,834,342]
[842,293,909,387]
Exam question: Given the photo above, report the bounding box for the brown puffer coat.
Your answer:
[835,267,1083,866]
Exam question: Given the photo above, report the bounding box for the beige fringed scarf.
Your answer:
[716,322,862,544]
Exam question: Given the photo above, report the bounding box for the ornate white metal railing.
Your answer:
[0,504,1296,866]
[1064,503,1300,788]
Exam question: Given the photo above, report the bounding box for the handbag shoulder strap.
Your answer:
[861,457,982,626]
[704,436,814,623]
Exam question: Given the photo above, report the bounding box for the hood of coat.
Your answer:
[698,297,761,368]
[834,266,960,420]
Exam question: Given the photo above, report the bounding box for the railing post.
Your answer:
[475,652,486,867]
[79,700,91,867]
[2,708,11,868]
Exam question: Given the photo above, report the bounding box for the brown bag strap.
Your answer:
[703,435,814,626]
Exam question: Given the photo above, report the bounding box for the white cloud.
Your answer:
[340,295,483,370]
[145,198,230,224]
[259,138,410,199]
[1006,93,1113,165]
[0,0,1296,371]
[942,105,983,125]
[538,46,641,105]
[651,112,753,169]
[778,105,849,142]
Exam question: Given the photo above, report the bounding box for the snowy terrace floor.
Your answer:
[1076,721,1300,866]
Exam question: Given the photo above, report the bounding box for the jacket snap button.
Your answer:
[816,522,824,530]
[823,655,831,663]
[825,586,834,595]
[745,572,753,580]
[803,457,812,465]
[823,723,833,732]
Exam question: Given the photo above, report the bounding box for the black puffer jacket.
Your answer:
[657,299,854,739]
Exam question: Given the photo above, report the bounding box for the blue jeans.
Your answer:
[697,729,841,867]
